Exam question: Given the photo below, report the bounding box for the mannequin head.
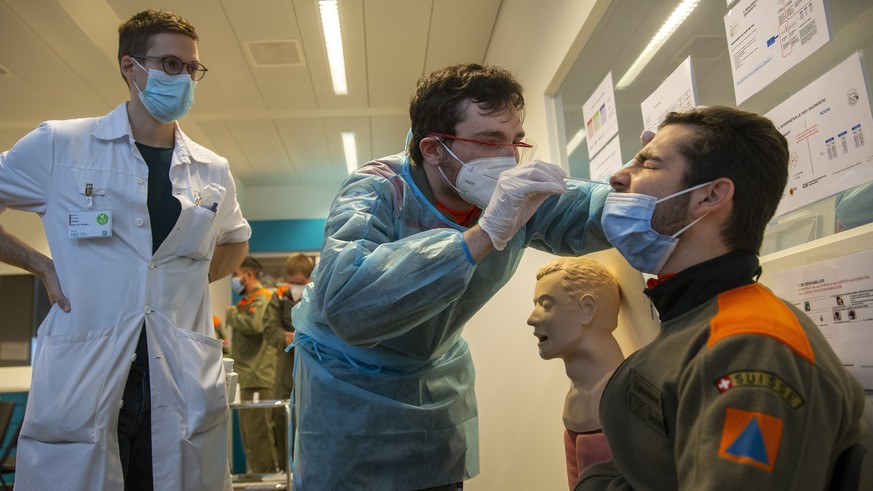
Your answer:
[527,257,620,362]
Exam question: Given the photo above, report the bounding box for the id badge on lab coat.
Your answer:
[68,210,112,238]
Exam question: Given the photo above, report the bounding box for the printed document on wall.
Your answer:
[588,135,623,184]
[765,52,873,218]
[724,0,830,104]
[640,56,698,133]
[767,250,873,389]
[583,72,619,159]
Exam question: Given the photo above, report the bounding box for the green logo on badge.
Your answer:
[96,213,109,225]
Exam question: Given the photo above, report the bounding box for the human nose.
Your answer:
[609,169,629,192]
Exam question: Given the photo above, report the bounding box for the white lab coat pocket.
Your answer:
[23,325,115,443]
[173,184,226,260]
[174,328,227,438]
[174,206,218,260]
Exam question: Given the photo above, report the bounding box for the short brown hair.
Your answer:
[536,257,619,315]
[284,253,315,277]
[240,256,262,276]
[407,63,525,166]
[117,9,198,83]
[660,106,789,254]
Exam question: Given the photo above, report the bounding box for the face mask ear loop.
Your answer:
[670,212,709,239]
[437,139,465,166]
[436,165,463,195]
[131,57,147,73]
[655,180,713,204]
[435,139,464,194]
[130,58,148,95]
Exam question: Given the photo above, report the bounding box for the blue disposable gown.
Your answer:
[291,154,610,489]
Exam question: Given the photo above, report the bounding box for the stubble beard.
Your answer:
[437,152,465,202]
[651,192,692,236]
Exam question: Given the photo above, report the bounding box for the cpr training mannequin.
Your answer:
[527,256,624,489]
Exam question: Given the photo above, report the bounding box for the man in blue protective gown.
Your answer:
[290,63,612,490]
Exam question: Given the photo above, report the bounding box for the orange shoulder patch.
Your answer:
[718,407,783,472]
[708,283,814,364]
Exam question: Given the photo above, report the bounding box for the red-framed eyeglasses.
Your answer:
[429,132,534,149]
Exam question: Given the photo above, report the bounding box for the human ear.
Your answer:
[419,137,443,167]
[692,178,734,217]
[120,55,138,85]
[577,294,598,326]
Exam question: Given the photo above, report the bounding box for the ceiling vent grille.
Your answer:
[244,40,305,67]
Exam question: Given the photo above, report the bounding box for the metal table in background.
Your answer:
[229,399,292,490]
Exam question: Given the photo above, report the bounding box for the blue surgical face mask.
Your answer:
[231,276,245,295]
[132,59,196,123]
[601,181,711,274]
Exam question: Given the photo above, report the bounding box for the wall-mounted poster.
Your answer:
[640,56,698,133]
[765,52,873,218]
[766,250,873,389]
[588,134,623,183]
[724,0,830,104]
[583,72,619,160]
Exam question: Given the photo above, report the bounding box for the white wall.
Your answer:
[465,2,618,489]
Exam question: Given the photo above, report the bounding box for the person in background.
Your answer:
[262,252,316,472]
[527,256,623,489]
[0,9,250,490]
[834,181,873,231]
[227,256,279,474]
[289,63,612,490]
[578,106,867,490]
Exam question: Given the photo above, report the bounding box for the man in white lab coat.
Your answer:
[0,9,250,490]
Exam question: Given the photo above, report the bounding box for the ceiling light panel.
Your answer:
[319,0,348,95]
[616,0,699,90]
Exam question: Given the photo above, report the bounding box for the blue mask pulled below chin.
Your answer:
[601,181,711,274]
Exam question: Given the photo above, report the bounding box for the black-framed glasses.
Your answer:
[133,55,208,81]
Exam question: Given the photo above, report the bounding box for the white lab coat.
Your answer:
[0,103,251,490]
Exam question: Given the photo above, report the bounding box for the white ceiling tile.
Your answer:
[223,0,301,39]
[250,65,318,111]
[196,119,255,183]
[274,117,331,182]
[5,0,127,109]
[425,0,501,72]
[364,0,431,108]
[0,76,61,124]
[0,1,115,119]
[225,119,296,186]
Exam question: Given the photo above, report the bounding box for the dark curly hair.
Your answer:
[407,63,525,165]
